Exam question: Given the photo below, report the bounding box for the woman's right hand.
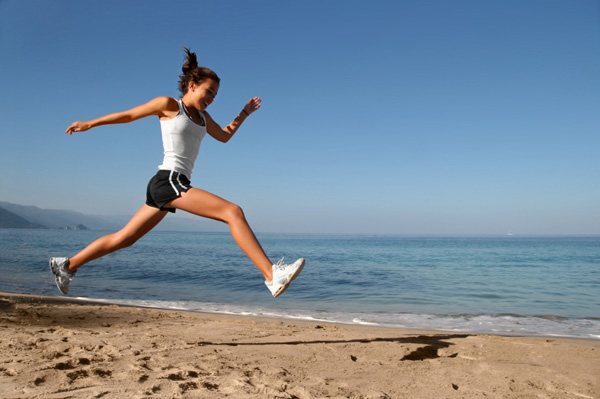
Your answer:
[65,121,91,135]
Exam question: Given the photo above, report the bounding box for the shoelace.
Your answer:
[273,257,286,270]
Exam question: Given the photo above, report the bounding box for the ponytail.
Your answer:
[178,47,220,96]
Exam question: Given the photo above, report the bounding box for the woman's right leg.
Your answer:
[166,188,305,298]
[166,188,274,280]
[67,205,167,272]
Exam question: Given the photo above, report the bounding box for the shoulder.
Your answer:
[202,111,215,123]
[144,96,179,119]
[150,96,179,111]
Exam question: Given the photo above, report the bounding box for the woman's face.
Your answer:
[188,78,219,111]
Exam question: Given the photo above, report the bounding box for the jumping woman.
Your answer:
[50,47,305,298]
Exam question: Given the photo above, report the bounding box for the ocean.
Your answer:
[1,229,598,339]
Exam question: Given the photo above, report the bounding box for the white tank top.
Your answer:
[158,99,207,179]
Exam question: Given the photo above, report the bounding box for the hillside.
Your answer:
[0,202,116,230]
[0,201,222,232]
[0,207,46,229]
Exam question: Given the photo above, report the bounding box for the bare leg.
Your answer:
[166,188,274,281]
[67,205,168,272]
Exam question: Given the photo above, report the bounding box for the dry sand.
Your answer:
[0,292,598,399]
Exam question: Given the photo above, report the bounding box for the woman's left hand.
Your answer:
[243,97,262,115]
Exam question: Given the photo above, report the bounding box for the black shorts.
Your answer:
[146,170,192,213]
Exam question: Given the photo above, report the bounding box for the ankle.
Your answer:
[66,259,75,273]
[264,272,273,283]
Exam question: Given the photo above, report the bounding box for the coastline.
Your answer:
[1,292,598,398]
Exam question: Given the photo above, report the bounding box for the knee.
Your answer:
[111,232,139,250]
[120,236,139,249]
[223,203,246,224]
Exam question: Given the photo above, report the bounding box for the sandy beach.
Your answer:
[0,292,598,399]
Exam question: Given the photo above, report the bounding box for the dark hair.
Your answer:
[178,47,220,96]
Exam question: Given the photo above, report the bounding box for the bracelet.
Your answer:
[242,109,249,116]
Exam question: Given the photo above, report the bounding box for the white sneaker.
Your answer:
[265,257,305,298]
[49,257,76,295]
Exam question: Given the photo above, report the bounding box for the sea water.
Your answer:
[1,229,598,339]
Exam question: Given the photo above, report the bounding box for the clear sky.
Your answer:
[1,0,598,235]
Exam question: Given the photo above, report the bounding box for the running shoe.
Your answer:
[265,257,305,298]
[49,257,76,295]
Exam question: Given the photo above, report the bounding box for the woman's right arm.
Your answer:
[65,96,178,135]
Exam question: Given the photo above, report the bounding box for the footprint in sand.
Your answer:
[0,367,16,377]
[54,360,77,370]
[66,369,88,383]
[201,381,219,391]
[158,369,219,394]
[92,368,112,378]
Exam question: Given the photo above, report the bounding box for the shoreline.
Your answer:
[3,291,598,341]
[1,292,598,398]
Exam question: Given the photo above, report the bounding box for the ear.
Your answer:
[188,81,196,92]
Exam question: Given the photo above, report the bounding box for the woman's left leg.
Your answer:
[50,204,168,295]
[68,205,168,271]
[166,188,274,281]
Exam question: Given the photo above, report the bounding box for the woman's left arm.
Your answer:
[205,97,261,143]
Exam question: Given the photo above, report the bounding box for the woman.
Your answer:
[50,47,304,298]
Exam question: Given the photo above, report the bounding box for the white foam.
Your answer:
[352,318,380,326]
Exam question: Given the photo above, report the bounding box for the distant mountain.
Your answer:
[0,207,46,229]
[0,201,119,230]
[0,201,224,232]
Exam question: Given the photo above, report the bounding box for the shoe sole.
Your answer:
[273,258,305,298]
[49,258,69,295]
[49,259,62,294]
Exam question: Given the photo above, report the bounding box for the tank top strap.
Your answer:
[198,109,206,126]
[178,99,206,127]
[176,99,186,114]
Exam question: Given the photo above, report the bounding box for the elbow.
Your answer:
[219,130,233,143]
[115,113,135,124]
[208,129,234,143]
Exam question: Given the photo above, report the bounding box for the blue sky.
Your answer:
[1,0,598,234]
